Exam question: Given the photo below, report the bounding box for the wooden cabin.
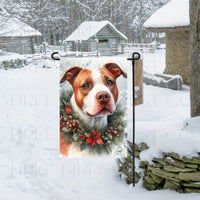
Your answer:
[144,0,190,84]
[0,10,42,54]
[65,21,127,56]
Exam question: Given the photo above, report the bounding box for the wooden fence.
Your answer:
[121,43,156,53]
[34,42,158,55]
[34,44,62,54]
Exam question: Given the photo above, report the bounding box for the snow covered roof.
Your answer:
[0,11,42,37]
[65,21,127,41]
[144,0,189,31]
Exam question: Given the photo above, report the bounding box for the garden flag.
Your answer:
[59,57,129,157]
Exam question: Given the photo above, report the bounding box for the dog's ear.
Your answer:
[60,66,82,84]
[103,63,127,79]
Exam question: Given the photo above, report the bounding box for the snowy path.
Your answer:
[0,53,199,199]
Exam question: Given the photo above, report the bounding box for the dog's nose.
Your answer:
[96,91,110,104]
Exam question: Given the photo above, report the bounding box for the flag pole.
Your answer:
[127,52,140,187]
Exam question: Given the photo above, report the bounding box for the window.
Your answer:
[99,39,108,43]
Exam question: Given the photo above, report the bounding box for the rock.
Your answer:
[148,165,179,179]
[164,157,185,169]
[153,162,163,168]
[135,144,139,151]
[135,172,141,183]
[164,163,197,173]
[185,163,199,169]
[144,170,149,176]
[138,143,149,152]
[184,188,200,193]
[140,161,149,169]
[124,157,132,165]
[148,172,164,184]
[143,181,158,191]
[167,153,200,164]
[163,179,181,190]
[153,158,165,166]
[168,177,182,183]
[126,172,141,184]
[166,153,181,161]
[135,150,140,158]
[126,176,133,185]
[178,172,200,182]
[181,156,200,165]
[182,182,200,189]
[143,176,156,184]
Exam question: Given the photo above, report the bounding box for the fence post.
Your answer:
[122,43,124,54]
[134,59,143,105]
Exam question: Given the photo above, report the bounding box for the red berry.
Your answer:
[109,127,113,131]
[105,132,108,136]
[113,131,118,136]
[60,122,65,128]
[60,115,63,119]
[122,130,124,132]
[66,122,70,126]
[65,105,72,115]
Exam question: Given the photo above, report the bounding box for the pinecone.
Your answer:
[68,119,80,133]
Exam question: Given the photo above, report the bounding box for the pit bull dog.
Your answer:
[60,63,127,157]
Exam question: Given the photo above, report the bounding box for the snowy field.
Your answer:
[0,50,200,200]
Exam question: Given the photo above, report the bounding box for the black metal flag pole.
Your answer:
[127,52,140,187]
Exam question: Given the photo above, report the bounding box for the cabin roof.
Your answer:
[0,10,42,37]
[65,20,127,41]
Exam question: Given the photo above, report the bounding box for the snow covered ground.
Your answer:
[143,49,166,74]
[0,50,200,199]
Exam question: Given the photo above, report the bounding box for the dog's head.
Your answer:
[60,63,127,118]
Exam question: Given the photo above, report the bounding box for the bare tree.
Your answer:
[1,0,170,45]
[190,0,200,117]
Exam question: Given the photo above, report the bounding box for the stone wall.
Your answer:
[118,142,200,193]
[142,152,200,193]
[164,31,190,85]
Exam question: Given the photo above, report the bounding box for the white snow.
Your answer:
[143,49,166,74]
[0,51,24,61]
[65,21,127,41]
[144,0,189,29]
[0,10,41,37]
[0,51,200,199]
[135,85,200,161]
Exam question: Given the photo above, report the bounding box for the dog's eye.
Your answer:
[82,82,89,89]
[107,79,113,86]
